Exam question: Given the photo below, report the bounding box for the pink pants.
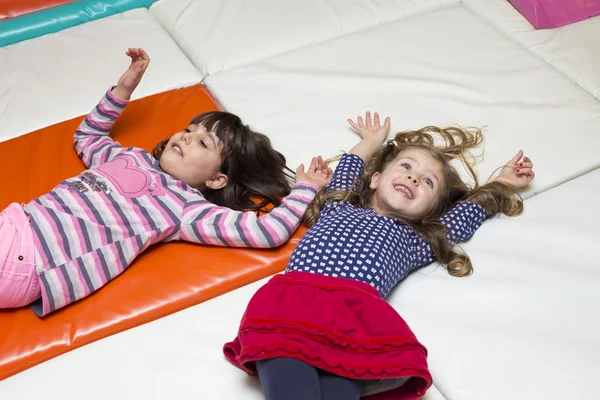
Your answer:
[0,203,40,308]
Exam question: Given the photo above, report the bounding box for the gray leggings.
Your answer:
[256,357,362,400]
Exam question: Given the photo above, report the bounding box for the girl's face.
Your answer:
[369,148,445,220]
[159,123,227,190]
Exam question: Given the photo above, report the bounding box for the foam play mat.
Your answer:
[509,0,600,29]
[0,85,307,379]
[0,0,158,47]
[0,0,73,20]
[0,0,599,399]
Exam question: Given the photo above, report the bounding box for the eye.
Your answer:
[199,140,208,148]
[401,163,411,170]
[424,178,434,188]
[183,128,191,133]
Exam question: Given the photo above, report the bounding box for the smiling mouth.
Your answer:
[394,184,414,199]
[172,143,183,156]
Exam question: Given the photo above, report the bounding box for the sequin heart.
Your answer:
[97,157,151,198]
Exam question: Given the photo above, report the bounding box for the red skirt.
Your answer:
[223,272,432,399]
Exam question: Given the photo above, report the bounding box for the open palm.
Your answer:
[347,111,390,142]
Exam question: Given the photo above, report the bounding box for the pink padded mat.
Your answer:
[510,0,600,29]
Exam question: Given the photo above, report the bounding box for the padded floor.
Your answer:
[465,0,600,100]
[150,0,458,75]
[0,0,73,20]
[5,165,595,399]
[0,85,306,380]
[387,167,600,399]
[0,8,201,142]
[205,5,600,199]
[0,275,449,399]
[1,0,599,396]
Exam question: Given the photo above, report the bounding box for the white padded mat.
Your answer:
[387,166,600,399]
[205,5,600,199]
[3,173,597,400]
[150,0,458,75]
[0,276,448,400]
[464,0,600,100]
[0,8,202,143]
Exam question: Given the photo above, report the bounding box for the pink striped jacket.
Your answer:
[23,89,317,316]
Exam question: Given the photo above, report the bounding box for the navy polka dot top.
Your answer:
[286,153,488,298]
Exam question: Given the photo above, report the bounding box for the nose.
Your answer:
[406,175,418,186]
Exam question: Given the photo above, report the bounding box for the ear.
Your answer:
[206,173,228,190]
[369,172,381,190]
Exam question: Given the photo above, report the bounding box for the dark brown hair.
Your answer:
[153,111,293,212]
[304,126,523,277]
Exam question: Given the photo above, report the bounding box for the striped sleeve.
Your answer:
[180,182,318,248]
[73,88,129,169]
[413,201,489,265]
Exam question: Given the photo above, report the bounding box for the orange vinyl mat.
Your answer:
[0,0,74,20]
[0,84,306,380]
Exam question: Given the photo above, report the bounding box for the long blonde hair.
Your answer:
[304,126,523,277]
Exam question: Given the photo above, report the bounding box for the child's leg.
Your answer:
[255,357,320,400]
[319,371,362,400]
[0,203,40,308]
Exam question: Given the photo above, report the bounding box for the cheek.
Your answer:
[419,188,435,207]
[190,150,221,173]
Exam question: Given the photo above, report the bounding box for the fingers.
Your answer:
[516,167,532,176]
[138,47,150,62]
[310,156,331,175]
[296,164,304,175]
[308,157,317,172]
[349,112,388,126]
[316,155,327,172]
[357,116,365,128]
[383,116,391,129]
[347,118,360,131]
[373,112,380,127]
[517,160,533,170]
[516,167,535,181]
[508,150,524,165]
[126,47,150,65]
[126,47,142,60]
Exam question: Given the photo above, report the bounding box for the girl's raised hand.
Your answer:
[113,48,150,100]
[347,111,391,143]
[493,150,535,189]
[295,156,333,189]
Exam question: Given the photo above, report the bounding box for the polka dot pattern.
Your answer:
[286,154,488,297]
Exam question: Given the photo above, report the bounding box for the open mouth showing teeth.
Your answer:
[172,144,183,156]
[394,184,413,199]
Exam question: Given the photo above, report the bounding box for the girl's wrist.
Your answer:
[112,85,132,101]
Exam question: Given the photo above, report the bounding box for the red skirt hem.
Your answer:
[224,272,432,399]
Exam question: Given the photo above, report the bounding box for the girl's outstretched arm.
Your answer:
[413,151,534,264]
[181,157,332,248]
[322,111,390,194]
[412,201,490,266]
[74,48,150,168]
[347,111,390,161]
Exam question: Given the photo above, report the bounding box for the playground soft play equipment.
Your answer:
[509,0,600,29]
[0,0,599,399]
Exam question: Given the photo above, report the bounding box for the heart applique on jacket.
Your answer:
[97,156,153,198]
